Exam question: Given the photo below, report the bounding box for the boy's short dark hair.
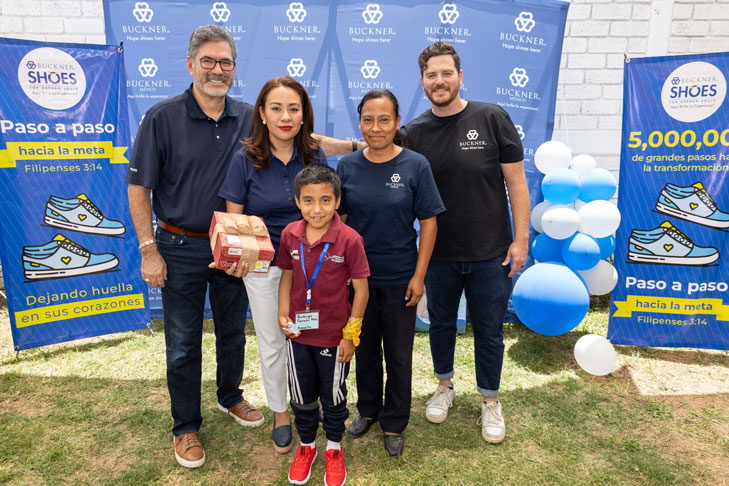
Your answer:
[295,164,341,199]
[417,41,460,75]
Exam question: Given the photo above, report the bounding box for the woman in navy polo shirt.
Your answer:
[336,89,444,457]
[218,76,325,453]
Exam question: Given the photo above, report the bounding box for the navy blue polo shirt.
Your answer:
[126,84,253,233]
[218,143,327,263]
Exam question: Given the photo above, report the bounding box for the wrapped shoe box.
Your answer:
[209,212,275,273]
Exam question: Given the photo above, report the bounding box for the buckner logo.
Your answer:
[18,47,87,110]
[515,125,525,140]
[138,58,158,78]
[460,128,487,150]
[287,58,306,77]
[133,2,153,22]
[361,60,380,79]
[661,61,727,123]
[386,172,404,189]
[286,2,307,22]
[363,4,383,24]
[509,68,529,87]
[439,4,459,24]
[514,11,535,32]
[496,67,541,103]
[210,2,231,22]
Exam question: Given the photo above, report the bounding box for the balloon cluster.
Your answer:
[514,140,620,347]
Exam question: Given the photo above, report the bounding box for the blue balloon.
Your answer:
[513,263,590,336]
[531,233,564,263]
[596,235,616,259]
[562,232,601,270]
[579,168,617,202]
[542,168,581,204]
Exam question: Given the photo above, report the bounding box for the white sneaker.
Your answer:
[425,384,455,424]
[478,401,505,443]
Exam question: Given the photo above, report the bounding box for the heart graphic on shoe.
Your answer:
[663,244,674,252]
[690,203,698,210]
[79,214,87,221]
[61,256,72,264]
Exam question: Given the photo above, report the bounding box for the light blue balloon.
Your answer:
[541,168,581,204]
[513,262,590,336]
[531,233,564,263]
[596,235,616,259]
[562,232,601,271]
[579,168,617,202]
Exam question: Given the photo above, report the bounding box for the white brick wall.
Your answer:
[0,0,727,181]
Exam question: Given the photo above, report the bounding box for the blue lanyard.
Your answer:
[300,241,330,310]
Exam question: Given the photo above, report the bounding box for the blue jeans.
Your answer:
[425,256,511,398]
[156,227,249,436]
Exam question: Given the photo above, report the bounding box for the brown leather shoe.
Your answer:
[174,432,205,468]
[217,400,265,427]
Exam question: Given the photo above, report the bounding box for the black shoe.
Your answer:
[383,434,404,457]
[348,416,377,438]
[272,422,293,454]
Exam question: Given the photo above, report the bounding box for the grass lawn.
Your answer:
[1,298,728,485]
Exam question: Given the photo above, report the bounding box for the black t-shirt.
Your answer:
[126,85,253,233]
[399,101,524,261]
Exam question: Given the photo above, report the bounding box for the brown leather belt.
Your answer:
[157,220,208,238]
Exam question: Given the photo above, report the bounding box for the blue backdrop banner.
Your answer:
[103,0,569,320]
[0,38,150,350]
[609,52,729,350]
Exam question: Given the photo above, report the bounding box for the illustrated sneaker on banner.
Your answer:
[628,221,719,266]
[44,194,126,236]
[22,234,120,280]
[654,182,729,229]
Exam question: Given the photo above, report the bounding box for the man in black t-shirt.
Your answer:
[399,42,530,444]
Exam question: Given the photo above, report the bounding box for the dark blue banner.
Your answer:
[0,38,150,350]
[609,52,729,350]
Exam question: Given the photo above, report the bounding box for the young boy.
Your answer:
[277,164,369,486]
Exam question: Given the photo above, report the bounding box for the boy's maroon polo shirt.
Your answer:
[278,212,370,348]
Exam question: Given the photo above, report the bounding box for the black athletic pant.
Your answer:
[354,286,416,434]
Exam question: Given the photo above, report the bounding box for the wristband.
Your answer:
[351,140,358,152]
[342,316,363,346]
[138,239,156,251]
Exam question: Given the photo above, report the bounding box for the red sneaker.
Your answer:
[324,447,347,486]
[288,445,317,485]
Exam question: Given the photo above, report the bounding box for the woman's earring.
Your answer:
[262,120,266,125]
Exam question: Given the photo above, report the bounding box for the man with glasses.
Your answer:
[127,25,260,468]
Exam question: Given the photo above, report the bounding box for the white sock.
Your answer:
[301,441,315,449]
[326,440,341,451]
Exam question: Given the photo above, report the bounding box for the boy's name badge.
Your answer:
[295,310,320,330]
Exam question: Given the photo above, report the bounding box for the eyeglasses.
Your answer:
[198,56,236,71]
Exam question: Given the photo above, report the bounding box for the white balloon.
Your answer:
[574,334,617,376]
[577,260,618,295]
[530,200,553,233]
[535,140,572,174]
[541,206,580,240]
[570,154,597,175]
[578,200,621,238]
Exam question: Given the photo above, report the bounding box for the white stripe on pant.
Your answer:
[243,266,288,413]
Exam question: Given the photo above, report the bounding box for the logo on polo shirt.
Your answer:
[287,2,307,22]
[287,58,307,77]
[438,4,459,24]
[290,249,300,260]
[133,2,154,22]
[363,4,383,24]
[210,2,231,22]
[138,58,158,77]
[386,173,404,189]
[325,254,345,263]
[460,129,488,150]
